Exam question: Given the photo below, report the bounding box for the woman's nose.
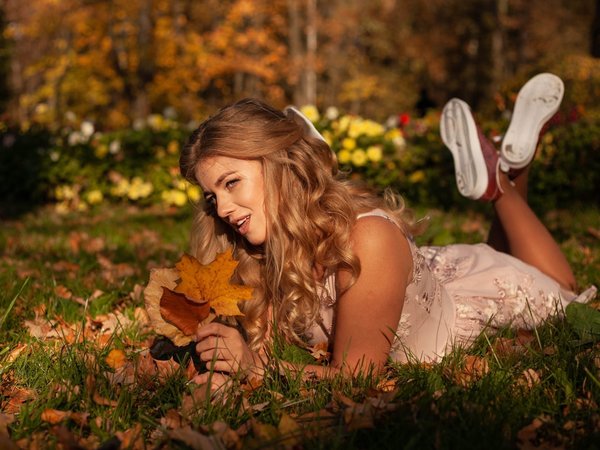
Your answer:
[216,196,235,219]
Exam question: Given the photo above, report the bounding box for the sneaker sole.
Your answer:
[501,73,564,170]
[440,99,488,199]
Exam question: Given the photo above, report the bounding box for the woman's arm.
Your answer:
[332,216,412,375]
[193,216,412,386]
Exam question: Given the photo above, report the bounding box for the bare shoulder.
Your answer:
[350,215,410,253]
[337,215,413,288]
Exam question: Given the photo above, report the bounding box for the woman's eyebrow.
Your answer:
[215,170,236,187]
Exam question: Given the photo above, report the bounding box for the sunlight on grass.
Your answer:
[0,204,598,448]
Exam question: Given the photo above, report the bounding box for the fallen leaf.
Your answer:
[2,387,36,414]
[41,409,71,425]
[5,344,28,364]
[251,420,279,442]
[105,349,127,369]
[116,423,144,450]
[309,342,330,363]
[343,402,375,430]
[160,409,182,429]
[517,369,542,390]
[210,421,241,449]
[54,285,72,300]
[93,392,118,407]
[278,413,301,447]
[452,355,490,387]
[168,426,215,450]
[0,413,15,438]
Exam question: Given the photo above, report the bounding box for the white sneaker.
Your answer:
[500,73,564,172]
[440,98,502,201]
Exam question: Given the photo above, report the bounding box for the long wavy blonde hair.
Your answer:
[180,98,422,351]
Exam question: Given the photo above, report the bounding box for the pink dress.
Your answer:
[304,209,595,363]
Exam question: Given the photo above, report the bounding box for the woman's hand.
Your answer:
[195,322,264,377]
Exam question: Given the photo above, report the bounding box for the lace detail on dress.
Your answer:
[420,246,469,284]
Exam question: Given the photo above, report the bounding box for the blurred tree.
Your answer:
[0,4,10,114]
[2,0,597,127]
[591,0,600,56]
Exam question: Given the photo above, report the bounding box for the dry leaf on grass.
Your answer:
[105,349,127,369]
[41,409,71,425]
[0,413,15,438]
[168,426,216,450]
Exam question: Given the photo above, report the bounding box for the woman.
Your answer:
[178,73,594,389]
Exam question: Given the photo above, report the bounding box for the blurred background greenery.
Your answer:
[0,0,599,217]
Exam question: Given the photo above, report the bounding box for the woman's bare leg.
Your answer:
[486,168,529,253]
[491,169,576,291]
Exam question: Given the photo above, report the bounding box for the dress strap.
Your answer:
[356,208,397,224]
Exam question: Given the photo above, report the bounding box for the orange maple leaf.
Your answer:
[174,250,253,316]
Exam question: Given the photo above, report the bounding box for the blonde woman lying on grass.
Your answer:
[166,73,596,391]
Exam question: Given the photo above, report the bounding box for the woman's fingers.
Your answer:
[195,322,235,340]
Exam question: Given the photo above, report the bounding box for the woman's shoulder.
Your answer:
[351,213,411,256]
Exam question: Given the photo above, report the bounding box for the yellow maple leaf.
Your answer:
[175,250,253,316]
[144,250,254,344]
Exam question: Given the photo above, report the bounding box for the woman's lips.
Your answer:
[236,215,250,235]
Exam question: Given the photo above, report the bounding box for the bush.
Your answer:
[1,106,598,218]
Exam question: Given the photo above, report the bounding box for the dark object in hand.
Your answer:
[149,335,206,373]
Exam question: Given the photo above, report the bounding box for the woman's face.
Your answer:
[196,156,267,246]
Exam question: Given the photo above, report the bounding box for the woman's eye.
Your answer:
[225,179,239,189]
[204,195,216,205]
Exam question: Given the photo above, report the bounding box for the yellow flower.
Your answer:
[187,185,201,203]
[174,179,187,191]
[385,128,402,140]
[337,149,352,164]
[128,177,153,200]
[348,119,384,138]
[85,189,104,205]
[111,179,130,197]
[336,115,351,133]
[351,149,367,167]
[94,144,109,159]
[147,114,165,130]
[300,105,320,122]
[167,140,180,154]
[366,145,383,162]
[55,185,75,200]
[342,137,356,150]
[162,189,188,207]
[55,201,70,215]
[409,170,425,183]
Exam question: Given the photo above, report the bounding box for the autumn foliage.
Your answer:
[144,249,253,346]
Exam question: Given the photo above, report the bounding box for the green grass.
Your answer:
[1,203,599,449]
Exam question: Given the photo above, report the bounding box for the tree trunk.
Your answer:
[287,0,303,105]
[591,0,600,57]
[304,0,317,106]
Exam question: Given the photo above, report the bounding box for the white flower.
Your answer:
[325,106,339,121]
[68,131,84,146]
[133,118,145,131]
[80,121,95,138]
[109,140,121,154]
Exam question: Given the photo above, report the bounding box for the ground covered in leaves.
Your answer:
[1,204,599,449]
